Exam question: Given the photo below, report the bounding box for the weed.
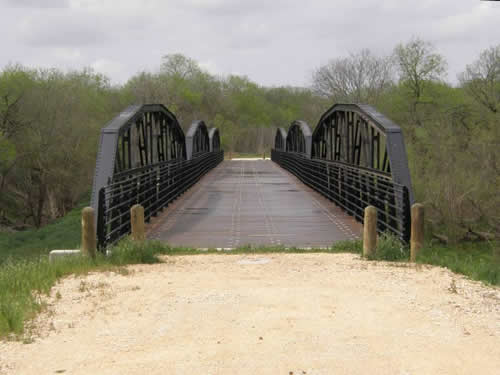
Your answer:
[330,239,362,254]
[448,279,458,294]
[417,241,499,286]
[78,281,88,293]
[364,233,409,262]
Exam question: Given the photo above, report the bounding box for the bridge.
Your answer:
[90,103,413,249]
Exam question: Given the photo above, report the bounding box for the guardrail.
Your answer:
[272,149,411,242]
[97,150,223,249]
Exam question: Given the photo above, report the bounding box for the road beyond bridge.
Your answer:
[147,160,361,248]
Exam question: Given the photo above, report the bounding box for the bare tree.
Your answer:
[459,45,500,113]
[312,49,394,104]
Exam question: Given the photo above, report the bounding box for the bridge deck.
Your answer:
[147,160,362,248]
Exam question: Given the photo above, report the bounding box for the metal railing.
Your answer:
[272,149,411,242]
[97,150,223,249]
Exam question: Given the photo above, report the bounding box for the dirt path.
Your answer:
[1,253,499,374]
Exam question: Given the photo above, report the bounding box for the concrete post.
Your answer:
[81,207,96,258]
[363,206,377,258]
[410,203,424,262]
[131,204,145,241]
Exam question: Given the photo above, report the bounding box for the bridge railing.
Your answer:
[271,149,411,242]
[97,150,223,249]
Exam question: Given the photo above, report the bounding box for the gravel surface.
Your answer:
[1,253,499,374]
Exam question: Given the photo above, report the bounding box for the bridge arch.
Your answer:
[311,103,412,197]
[272,103,413,242]
[186,120,210,160]
[274,127,287,151]
[286,120,312,157]
[90,104,224,249]
[208,127,221,152]
[91,104,186,208]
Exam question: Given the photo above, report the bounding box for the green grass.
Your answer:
[0,201,85,264]
[0,238,364,339]
[417,241,500,286]
[366,233,410,261]
[1,218,498,340]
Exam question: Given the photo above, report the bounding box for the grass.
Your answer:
[417,240,499,286]
[0,212,498,339]
[0,201,85,264]
[0,238,364,339]
[0,239,173,338]
[366,233,410,261]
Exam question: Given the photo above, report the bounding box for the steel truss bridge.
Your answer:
[91,103,412,249]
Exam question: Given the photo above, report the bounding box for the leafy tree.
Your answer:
[459,45,500,113]
[160,54,201,79]
[394,38,447,101]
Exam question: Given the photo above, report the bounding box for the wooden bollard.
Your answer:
[81,207,96,258]
[363,206,377,258]
[410,203,424,262]
[131,204,145,241]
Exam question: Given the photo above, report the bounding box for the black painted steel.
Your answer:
[97,151,223,249]
[91,104,186,216]
[286,121,312,157]
[274,127,287,151]
[272,103,413,242]
[186,121,210,160]
[91,104,223,249]
[311,103,413,202]
[272,150,410,242]
[208,128,221,152]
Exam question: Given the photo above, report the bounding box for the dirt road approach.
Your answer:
[1,253,499,374]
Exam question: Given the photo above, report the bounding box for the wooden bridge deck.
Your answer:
[147,160,362,248]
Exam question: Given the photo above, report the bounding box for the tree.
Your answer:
[394,38,447,102]
[459,45,500,113]
[160,54,201,79]
[311,49,394,104]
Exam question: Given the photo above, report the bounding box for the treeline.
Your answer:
[0,38,499,243]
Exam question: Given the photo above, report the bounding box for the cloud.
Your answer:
[17,10,111,47]
[0,0,498,87]
[0,0,69,8]
[176,0,286,17]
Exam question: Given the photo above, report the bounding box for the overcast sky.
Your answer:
[0,0,498,87]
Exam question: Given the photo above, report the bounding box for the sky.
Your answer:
[0,0,498,87]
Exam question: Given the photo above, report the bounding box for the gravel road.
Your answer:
[1,253,499,374]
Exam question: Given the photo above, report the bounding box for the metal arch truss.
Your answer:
[272,103,413,243]
[285,121,312,157]
[208,128,221,152]
[91,104,186,210]
[274,127,287,151]
[186,121,210,160]
[91,104,223,249]
[311,104,413,199]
